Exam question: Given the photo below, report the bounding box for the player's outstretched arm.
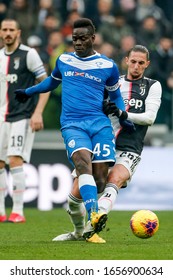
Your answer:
[15,76,61,102]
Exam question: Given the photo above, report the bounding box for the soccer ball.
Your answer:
[130,210,159,239]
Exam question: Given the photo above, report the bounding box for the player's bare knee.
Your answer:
[75,159,92,174]
[0,161,5,169]
[8,156,23,168]
[108,173,125,188]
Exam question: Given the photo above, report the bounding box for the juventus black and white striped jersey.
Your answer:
[0,44,46,122]
[110,75,162,155]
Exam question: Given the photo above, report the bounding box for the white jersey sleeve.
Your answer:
[127,81,162,125]
[26,48,46,79]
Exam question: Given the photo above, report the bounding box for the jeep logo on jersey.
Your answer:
[124,98,143,109]
[0,73,17,83]
[14,57,20,69]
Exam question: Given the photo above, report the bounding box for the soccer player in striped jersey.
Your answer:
[0,19,50,223]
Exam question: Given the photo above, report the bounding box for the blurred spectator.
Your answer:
[0,0,11,22]
[43,31,74,130]
[42,29,66,130]
[167,72,173,90]
[7,0,36,44]
[64,35,74,52]
[136,15,162,51]
[47,30,66,70]
[60,0,85,21]
[83,0,97,21]
[119,34,136,55]
[119,0,136,12]
[92,0,115,29]
[66,0,85,15]
[166,71,173,130]
[34,13,61,46]
[100,42,117,60]
[155,0,173,23]
[150,35,173,128]
[116,34,136,74]
[150,36,173,89]
[98,9,133,50]
[27,35,42,48]
[37,0,62,27]
[93,32,104,53]
[135,0,172,34]
[60,10,81,38]
[27,35,49,71]
[115,0,137,28]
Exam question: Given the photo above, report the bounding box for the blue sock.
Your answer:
[79,174,98,220]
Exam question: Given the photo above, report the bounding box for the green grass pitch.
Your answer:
[0,209,172,260]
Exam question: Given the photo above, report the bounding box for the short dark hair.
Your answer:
[0,18,20,29]
[128,45,150,60]
[73,18,95,35]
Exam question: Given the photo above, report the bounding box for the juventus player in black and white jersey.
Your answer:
[52,45,162,243]
[98,45,162,215]
[0,19,50,223]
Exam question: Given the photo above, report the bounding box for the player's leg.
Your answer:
[59,118,115,242]
[8,120,35,223]
[0,121,10,222]
[8,156,26,222]
[82,162,128,240]
[53,152,140,241]
[0,161,7,222]
[98,151,141,213]
[61,124,103,241]
[66,152,138,237]
[82,162,109,240]
[53,174,106,243]
[62,123,99,222]
[93,162,108,194]
[82,119,116,237]
[53,178,86,241]
[80,119,115,241]
[72,149,99,218]
[57,156,137,241]
[98,164,127,213]
[72,151,107,244]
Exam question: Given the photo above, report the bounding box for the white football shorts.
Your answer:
[115,150,141,180]
[0,119,35,163]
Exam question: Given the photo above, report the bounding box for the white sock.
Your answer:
[98,183,119,214]
[68,194,86,237]
[0,168,7,216]
[97,191,104,199]
[10,166,25,216]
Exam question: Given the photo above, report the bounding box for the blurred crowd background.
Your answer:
[1,0,173,131]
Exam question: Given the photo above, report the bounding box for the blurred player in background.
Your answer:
[0,19,50,223]
[52,45,162,243]
[14,18,129,242]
